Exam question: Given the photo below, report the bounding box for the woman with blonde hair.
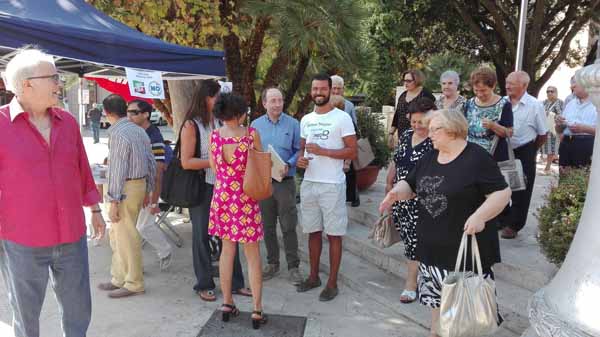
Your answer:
[380,109,511,337]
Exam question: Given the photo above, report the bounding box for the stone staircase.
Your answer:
[291,167,558,336]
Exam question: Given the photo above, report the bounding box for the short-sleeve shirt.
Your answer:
[405,142,508,272]
[300,108,355,184]
[465,97,513,161]
[392,88,436,136]
[145,124,166,162]
[562,98,598,136]
[435,95,467,112]
[509,93,548,148]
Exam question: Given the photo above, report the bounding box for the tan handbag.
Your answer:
[353,137,375,170]
[438,233,499,337]
[368,213,401,248]
[242,130,273,201]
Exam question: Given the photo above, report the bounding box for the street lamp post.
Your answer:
[522,41,600,337]
[515,0,528,71]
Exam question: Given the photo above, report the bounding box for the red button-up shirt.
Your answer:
[0,99,100,247]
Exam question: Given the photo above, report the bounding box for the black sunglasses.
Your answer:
[127,109,142,115]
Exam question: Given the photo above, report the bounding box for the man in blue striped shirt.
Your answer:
[99,94,156,299]
[251,87,303,284]
[128,99,173,271]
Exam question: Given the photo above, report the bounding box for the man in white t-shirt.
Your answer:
[296,74,357,301]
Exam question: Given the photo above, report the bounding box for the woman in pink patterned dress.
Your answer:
[209,93,267,329]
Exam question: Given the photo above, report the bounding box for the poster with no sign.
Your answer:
[125,68,165,99]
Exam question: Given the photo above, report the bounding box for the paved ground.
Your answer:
[0,126,561,337]
[0,127,428,337]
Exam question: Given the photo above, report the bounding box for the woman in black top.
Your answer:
[380,109,511,337]
[385,98,435,304]
[389,69,436,148]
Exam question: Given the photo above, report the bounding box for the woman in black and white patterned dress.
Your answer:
[385,97,435,304]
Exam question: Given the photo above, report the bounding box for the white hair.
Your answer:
[509,70,530,86]
[440,70,460,85]
[330,75,344,87]
[4,48,55,96]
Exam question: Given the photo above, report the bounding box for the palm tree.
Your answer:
[246,0,369,115]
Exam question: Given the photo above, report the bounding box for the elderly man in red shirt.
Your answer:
[0,48,105,337]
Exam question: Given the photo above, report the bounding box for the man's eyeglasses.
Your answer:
[27,74,60,83]
[127,109,142,115]
[546,90,555,93]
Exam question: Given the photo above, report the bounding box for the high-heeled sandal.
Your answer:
[221,303,239,322]
[251,310,268,329]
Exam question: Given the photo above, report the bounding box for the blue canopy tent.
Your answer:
[0,0,226,78]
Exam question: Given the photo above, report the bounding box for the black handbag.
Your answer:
[160,120,207,208]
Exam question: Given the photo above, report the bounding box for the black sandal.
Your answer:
[221,303,239,322]
[251,310,268,329]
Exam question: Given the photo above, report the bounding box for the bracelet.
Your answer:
[91,209,102,213]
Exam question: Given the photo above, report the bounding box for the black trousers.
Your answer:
[345,161,359,202]
[559,136,594,168]
[507,141,538,232]
[189,184,245,292]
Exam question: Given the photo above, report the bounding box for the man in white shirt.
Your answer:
[556,75,597,170]
[296,74,357,301]
[501,71,548,239]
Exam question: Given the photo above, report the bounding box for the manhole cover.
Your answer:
[198,309,307,337]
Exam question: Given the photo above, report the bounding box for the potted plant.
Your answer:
[354,106,391,190]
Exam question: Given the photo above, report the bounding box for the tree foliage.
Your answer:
[362,0,600,109]
[448,0,600,95]
[87,0,368,119]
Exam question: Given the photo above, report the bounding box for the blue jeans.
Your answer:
[0,236,91,337]
[91,121,100,143]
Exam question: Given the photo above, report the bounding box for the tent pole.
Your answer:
[79,76,86,129]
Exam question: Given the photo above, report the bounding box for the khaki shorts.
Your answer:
[300,181,347,236]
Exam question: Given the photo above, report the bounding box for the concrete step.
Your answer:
[290,227,527,337]
[351,184,557,292]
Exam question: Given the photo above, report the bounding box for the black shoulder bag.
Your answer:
[160,120,207,208]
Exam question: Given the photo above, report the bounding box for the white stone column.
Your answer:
[524,43,600,337]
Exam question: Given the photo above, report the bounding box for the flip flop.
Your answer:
[198,289,217,302]
[232,287,252,297]
[400,289,417,304]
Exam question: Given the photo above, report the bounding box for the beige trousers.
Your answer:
[110,179,146,292]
